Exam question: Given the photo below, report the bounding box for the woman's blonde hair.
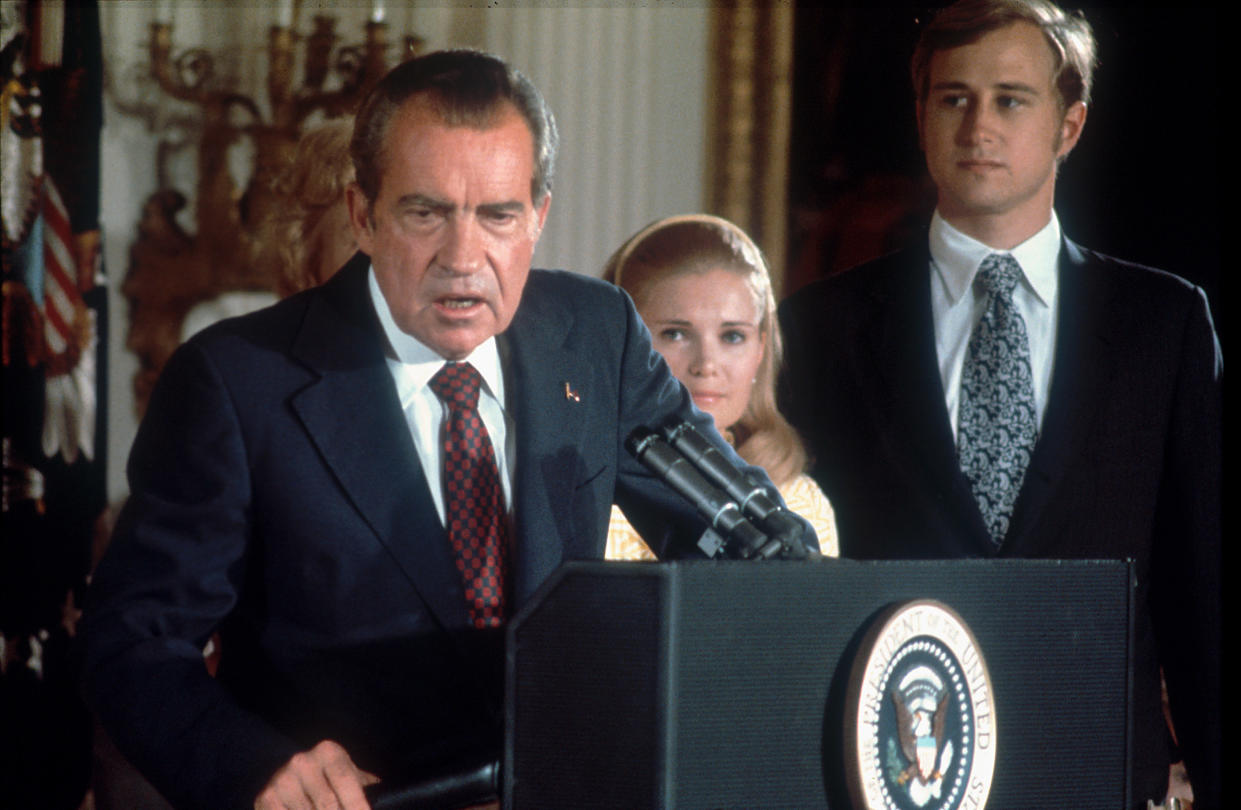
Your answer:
[604,214,807,486]
[257,119,356,298]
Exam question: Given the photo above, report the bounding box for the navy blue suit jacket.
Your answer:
[779,237,1221,807]
[83,256,737,810]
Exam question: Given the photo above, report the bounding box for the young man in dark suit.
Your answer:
[780,2,1220,806]
[82,51,798,810]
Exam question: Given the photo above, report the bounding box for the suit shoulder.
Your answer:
[1069,242,1213,317]
[526,268,626,301]
[189,257,373,354]
[1072,241,1199,289]
[780,248,919,324]
[171,287,327,385]
[188,289,309,345]
[521,268,632,320]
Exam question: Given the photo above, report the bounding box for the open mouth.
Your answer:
[435,295,488,317]
[439,297,482,310]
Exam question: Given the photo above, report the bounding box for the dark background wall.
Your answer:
[788,4,1223,347]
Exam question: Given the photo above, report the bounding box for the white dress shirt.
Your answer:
[929,211,1061,441]
[368,268,515,525]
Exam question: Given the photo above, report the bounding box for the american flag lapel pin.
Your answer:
[564,381,580,402]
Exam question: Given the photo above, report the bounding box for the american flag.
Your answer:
[39,174,96,464]
[40,177,81,361]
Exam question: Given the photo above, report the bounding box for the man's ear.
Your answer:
[534,192,551,235]
[1056,101,1088,159]
[345,182,375,254]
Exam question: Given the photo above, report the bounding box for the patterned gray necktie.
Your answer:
[957,253,1038,546]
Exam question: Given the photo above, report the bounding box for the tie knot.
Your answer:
[977,253,1022,299]
[430,362,483,410]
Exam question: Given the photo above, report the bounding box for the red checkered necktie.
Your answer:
[429,362,510,628]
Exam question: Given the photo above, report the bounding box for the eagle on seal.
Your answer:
[892,686,950,785]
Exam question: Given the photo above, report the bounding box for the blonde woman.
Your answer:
[255,119,358,299]
[603,214,838,559]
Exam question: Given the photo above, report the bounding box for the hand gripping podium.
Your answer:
[503,558,1134,809]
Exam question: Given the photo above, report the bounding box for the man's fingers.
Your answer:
[255,758,318,810]
[320,742,373,810]
[255,740,372,810]
[256,748,332,810]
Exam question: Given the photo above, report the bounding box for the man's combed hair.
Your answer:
[911,0,1097,109]
[351,49,559,205]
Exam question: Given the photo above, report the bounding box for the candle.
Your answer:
[276,0,294,28]
[370,0,385,24]
[154,0,173,24]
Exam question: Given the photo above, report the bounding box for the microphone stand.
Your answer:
[365,752,500,810]
[662,422,818,560]
[626,425,815,560]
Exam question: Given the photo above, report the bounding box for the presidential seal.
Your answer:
[844,600,996,810]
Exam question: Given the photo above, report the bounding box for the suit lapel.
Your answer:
[866,249,993,551]
[287,258,470,632]
[1006,239,1115,547]
[502,281,589,607]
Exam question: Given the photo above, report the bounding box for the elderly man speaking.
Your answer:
[83,50,802,810]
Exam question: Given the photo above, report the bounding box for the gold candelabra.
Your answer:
[124,14,420,415]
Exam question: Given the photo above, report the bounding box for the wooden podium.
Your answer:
[503,558,1133,809]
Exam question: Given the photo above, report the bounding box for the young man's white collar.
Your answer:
[929,209,1061,307]
[928,210,1062,440]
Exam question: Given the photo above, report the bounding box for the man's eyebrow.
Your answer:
[477,200,526,215]
[392,195,526,215]
[928,80,1041,95]
[396,193,452,211]
[994,81,1041,95]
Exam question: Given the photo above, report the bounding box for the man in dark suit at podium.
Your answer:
[779,1,1220,806]
[82,51,785,810]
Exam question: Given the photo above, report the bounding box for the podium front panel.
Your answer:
[505,559,1132,809]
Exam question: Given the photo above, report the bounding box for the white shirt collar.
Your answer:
[367,266,504,408]
[929,210,1061,307]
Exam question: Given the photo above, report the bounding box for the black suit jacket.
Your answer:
[83,256,744,810]
[779,237,1221,807]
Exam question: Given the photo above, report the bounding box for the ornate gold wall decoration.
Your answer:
[120,15,418,415]
[705,3,794,295]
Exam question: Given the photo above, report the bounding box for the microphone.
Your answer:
[662,422,816,560]
[365,754,499,809]
[625,427,774,559]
